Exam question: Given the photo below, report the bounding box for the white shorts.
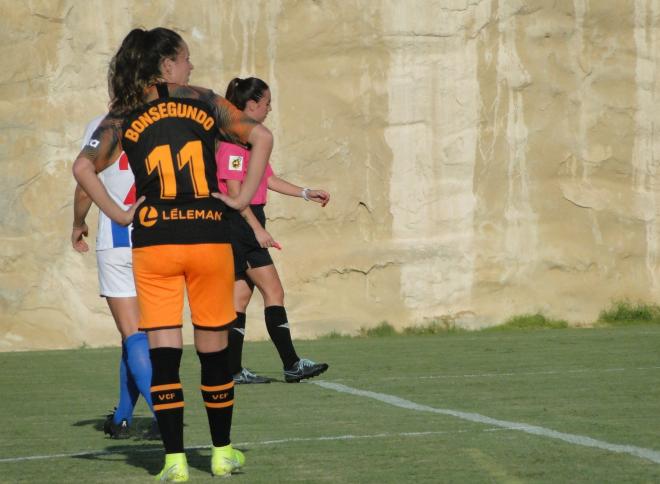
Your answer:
[96,247,137,298]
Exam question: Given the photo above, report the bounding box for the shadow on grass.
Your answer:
[73,442,163,475]
[72,443,252,478]
[71,414,252,477]
[72,415,162,441]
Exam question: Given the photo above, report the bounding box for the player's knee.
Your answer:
[276,288,285,304]
[264,286,284,305]
[234,293,251,311]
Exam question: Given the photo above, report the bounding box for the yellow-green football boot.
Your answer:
[211,444,245,477]
[155,453,189,482]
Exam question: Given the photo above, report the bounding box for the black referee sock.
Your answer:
[228,313,246,375]
[198,349,234,447]
[264,306,299,369]
[150,347,184,454]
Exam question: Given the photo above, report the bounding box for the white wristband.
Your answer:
[302,188,311,201]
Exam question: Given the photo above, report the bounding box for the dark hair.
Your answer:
[108,27,184,116]
[225,77,269,110]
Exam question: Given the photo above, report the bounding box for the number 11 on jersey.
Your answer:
[145,140,210,199]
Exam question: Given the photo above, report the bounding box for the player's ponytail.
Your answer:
[224,77,269,110]
[109,27,183,116]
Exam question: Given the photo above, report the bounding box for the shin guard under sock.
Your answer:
[198,349,234,447]
[150,347,184,454]
[228,313,246,375]
[265,306,299,369]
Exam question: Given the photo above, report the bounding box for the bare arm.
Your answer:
[72,156,142,225]
[238,125,274,208]
[71,184,93,253]
[268,175,330,207]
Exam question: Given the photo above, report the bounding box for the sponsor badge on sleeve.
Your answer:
[228,155,243,171]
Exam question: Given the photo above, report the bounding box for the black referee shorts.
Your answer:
[229,204,274,279]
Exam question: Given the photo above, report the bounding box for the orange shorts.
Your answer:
[132,243,236,331]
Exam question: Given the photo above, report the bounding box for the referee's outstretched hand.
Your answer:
[308,189,330,207]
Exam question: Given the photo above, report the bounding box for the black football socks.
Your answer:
[150,347,184,454]
[265,306,299,369]
[228,313,246,375]
[198,348,234,447]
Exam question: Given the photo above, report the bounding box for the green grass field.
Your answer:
[1,324,659,483]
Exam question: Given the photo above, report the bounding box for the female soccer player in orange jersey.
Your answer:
[73,28,273,481]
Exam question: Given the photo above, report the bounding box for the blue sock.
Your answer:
[114,342,139,424]
[124,332,155,415]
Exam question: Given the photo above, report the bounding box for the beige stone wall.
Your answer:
[2,0,660,350]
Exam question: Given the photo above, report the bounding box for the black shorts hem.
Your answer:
[139,324,184,332]
[246,260,274,271]
[192,321,234,331]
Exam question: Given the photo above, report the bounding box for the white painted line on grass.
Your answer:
[331,366,660,383]
[312,381,660,465]
[0,428,504,464]
[412,366,655,380]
